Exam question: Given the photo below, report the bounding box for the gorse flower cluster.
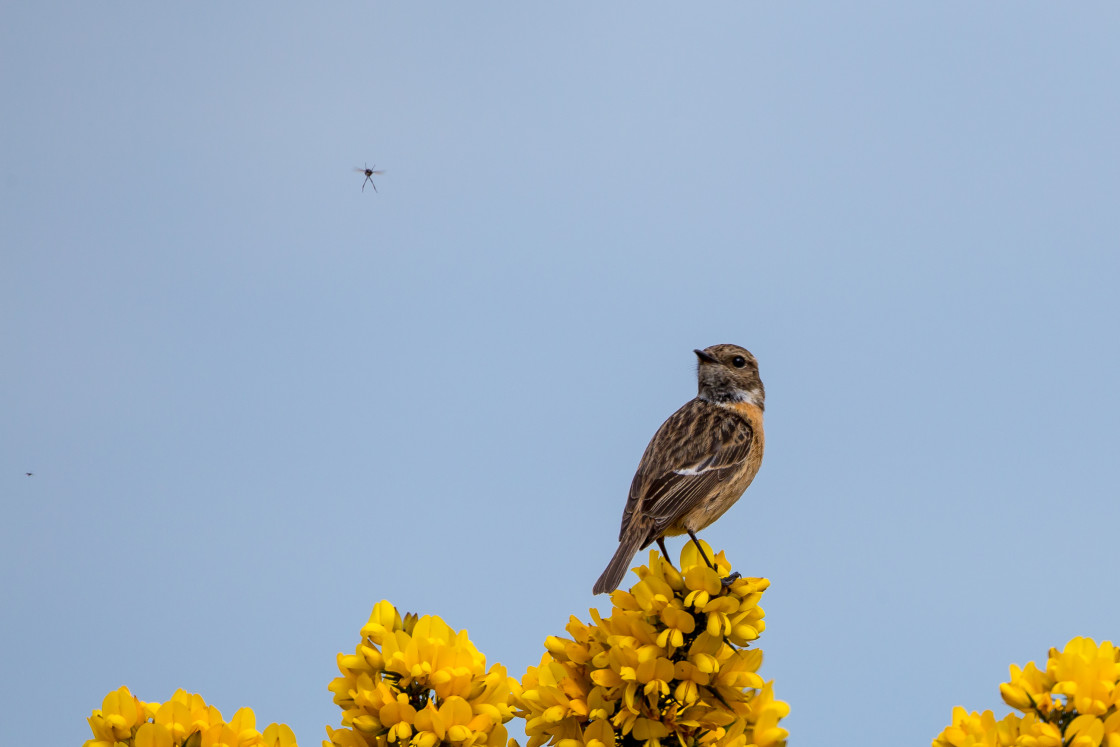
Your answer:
[326,600,515,747]
[513,541,789,747]
[933,637,1120,747]
[80,539,1120,747]
[83,686,298,747]
[83,547,785,747]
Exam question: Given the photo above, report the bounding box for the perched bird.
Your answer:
[593,344,766,594]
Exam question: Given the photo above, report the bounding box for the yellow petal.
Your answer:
[440,696,473,726]
[134,723,174,747]
[1001,683,1034,711]
[200,723,239,747]
[261,723,298,747]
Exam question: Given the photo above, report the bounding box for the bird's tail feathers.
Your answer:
[592,529,649,595]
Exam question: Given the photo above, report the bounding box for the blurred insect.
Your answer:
[355,164,385,193]
[25,472,33,477]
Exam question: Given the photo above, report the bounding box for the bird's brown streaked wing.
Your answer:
[617,401,709,539]
[628,401,754,536]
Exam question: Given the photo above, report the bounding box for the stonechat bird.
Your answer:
[593,344,765,594]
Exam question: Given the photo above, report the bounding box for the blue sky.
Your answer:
[3,4,1119,746]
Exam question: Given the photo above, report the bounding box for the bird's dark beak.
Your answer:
[694,348,719,364]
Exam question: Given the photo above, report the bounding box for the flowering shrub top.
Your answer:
[83,685,297,747]
[933,637,1120,747]
[514,542,789,747]
[83,548,790,747]
[326,601,515,747]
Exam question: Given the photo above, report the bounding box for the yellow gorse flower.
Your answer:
[514,542,789,747]
[326,600,515,747]
[83,685,298,747]
[932,637,1120,747]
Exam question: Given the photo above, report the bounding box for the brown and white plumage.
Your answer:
[593,344,765,595]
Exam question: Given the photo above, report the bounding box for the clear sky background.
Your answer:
[3,4,1119,746]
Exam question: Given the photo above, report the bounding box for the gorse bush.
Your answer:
[83,686,297,747]
[325,601,515,747]
[514,541,785,747]
[82,543,785,747]
[933,638,1120,747]
[83,543,1115,747]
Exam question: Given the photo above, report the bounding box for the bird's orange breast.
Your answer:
[728,400,765,457]
[673,400,765,534]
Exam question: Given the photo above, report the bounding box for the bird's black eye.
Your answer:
[732,356,747,368]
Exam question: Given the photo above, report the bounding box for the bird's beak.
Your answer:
[694,349,719,364]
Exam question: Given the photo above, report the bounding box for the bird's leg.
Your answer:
[686,531,741,586]
[687,530,717,570]
[656,537,671,564]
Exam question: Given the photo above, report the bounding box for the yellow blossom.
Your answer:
[326,601,514,747]
[83,686,297,747]
[934,638,1120,747]
[514,543,787,747]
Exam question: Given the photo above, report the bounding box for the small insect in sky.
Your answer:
[355,164,385,193]
[25,472,33,477]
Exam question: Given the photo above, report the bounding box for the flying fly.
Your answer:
[355,164,385,193]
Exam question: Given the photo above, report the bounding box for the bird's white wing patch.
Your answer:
[673,466,711,476]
